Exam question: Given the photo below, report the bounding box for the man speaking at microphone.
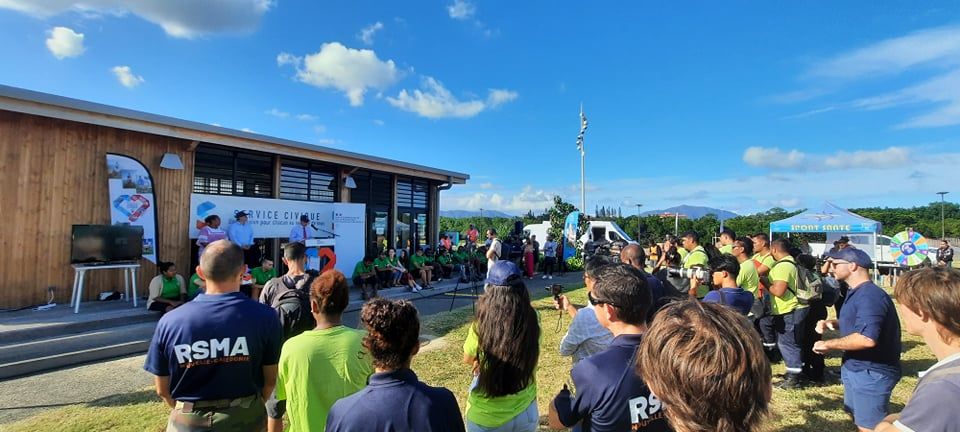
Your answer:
[289,215,316,244]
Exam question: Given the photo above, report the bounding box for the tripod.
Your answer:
[448,260,482,312]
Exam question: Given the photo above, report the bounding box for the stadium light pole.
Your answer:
[937,192,949,239]
[480,207,484,220]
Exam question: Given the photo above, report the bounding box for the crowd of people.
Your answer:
[142,220,960,431]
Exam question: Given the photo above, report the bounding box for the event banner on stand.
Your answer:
[106,153,159,263]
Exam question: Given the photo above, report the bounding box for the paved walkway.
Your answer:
[0,271,583,424]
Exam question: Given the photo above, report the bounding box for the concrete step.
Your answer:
[0,322,155,380]
[0,300,157,345]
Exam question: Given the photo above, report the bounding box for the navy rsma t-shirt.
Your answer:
[144,292,282,401]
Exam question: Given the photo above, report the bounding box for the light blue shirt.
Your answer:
[559,303,614,364]
[227,222,254,247]
[288,224,315,243]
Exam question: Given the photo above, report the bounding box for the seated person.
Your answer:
[352,256,379,300]
[410,248,434,289]
[703,255,754,316]
[326,298,465,431]
[373,251,395,288]
[249,258,276,300]
[147,261,187,314]
[388,248,421,292]
[187,272,205,299]
[473,246,488,276]
[452,247,470,282]
[436,250,455,279]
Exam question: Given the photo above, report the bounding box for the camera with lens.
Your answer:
[666,266,711,284]
[545,283,563,301]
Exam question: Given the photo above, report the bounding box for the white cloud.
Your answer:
[313,125,327,134]
[447,0,475,20]
[479,182,494,190]
[358,21,383,45]
[809,26,960,79]
[444,186,555,213]
[278,42,400,107]
[387,76,517,118]
[744,146,911,171]
[317,138,339,145]
[742,146,806,169]
[241,127,256,133]
[265,107,289,118]
[372,119,385,126]
[295,113,318,121]
[111,65,144,88]
[45,26,84,59]
[0,0,273,38]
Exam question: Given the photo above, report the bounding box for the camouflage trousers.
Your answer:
[167,394,265,432]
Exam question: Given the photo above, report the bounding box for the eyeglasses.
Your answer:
[588,291,619,308]
[829,260,850,267]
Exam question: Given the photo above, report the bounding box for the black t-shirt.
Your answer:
[554,334,672,432]
[326,368,465,432]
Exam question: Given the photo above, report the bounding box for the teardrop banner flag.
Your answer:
[106,153,159,263]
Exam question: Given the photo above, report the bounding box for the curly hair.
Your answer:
[474,281,539,397]
[638,299,771,432]
[360,298,420,370]
[310,270,349,316]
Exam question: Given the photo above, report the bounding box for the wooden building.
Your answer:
[0,85,468,309]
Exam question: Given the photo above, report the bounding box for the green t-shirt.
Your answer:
[769,256,800,315]
[187,273,203,298]
[453,251,468,263]
[251,266,276,285]
[683,246,710,298]
[719,244,734,255]
[463,323,539,428]
[373,257,391,270]
[387,256,400,267]
[410,254,429,269]
[276,326,374,432]
[160,276,182,299]
[352,261,374,278]
[737,259,760,297]
[752,252,775,274]
[438,255,452,265]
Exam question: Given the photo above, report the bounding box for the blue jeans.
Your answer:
[466,401,538,432]
[775,307,809,376]
[841,365,899,429]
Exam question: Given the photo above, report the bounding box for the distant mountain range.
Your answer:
[441,209,515,218]
[642,205,738,220]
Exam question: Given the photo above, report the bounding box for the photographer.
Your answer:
[703,255,754,316]
[548,263,670,432]
[620,244,675,322]
[555,257,615,364]
[680,231,711,299]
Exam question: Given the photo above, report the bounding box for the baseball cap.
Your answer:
[837,236,850,244]
[235,211,249,218]
[825,247,872,269]
[485,261,523,286]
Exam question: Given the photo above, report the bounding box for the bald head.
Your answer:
[620,244,646,269]
[199,240,244,285]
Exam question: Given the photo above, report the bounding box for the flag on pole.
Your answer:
[576,104,588,155]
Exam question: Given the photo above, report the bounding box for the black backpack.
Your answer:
[266,271,318,340]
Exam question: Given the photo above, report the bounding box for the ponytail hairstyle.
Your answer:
[361,298,420,370]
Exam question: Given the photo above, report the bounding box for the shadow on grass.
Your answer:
[420,280,584,338]
[86,389,157,408]
[901,358,937,377]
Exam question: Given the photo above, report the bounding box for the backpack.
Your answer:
[771,259,824,306]
[266,271,318,340]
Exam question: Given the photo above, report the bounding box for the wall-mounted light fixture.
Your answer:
[159,153,184,170]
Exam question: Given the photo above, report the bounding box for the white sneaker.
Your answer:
[541,275,548,279]
[548,275,553,279]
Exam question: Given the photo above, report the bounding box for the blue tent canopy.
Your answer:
[770,202,881,234]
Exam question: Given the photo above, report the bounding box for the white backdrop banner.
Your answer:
[189,194,334,239]
[188,194,366,276]
[106,154,158,263]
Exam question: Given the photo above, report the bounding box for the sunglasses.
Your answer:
[588,291,619,308]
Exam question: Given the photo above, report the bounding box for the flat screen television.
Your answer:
[71,224,144,264]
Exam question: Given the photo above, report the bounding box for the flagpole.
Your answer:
[577,103,587,213]
[580,147,585,214]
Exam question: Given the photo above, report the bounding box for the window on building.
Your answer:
[193,144,273,197]
[279,159,337,202]
[397,177,430,246]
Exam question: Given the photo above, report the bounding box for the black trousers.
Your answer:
[802,301,828,381]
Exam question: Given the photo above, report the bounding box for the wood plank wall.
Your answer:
[0,111,194,308]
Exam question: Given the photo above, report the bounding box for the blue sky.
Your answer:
[2,1,959,216]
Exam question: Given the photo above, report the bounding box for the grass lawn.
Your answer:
[6,283,936,432]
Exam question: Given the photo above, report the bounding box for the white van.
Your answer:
[523,220,635,250]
